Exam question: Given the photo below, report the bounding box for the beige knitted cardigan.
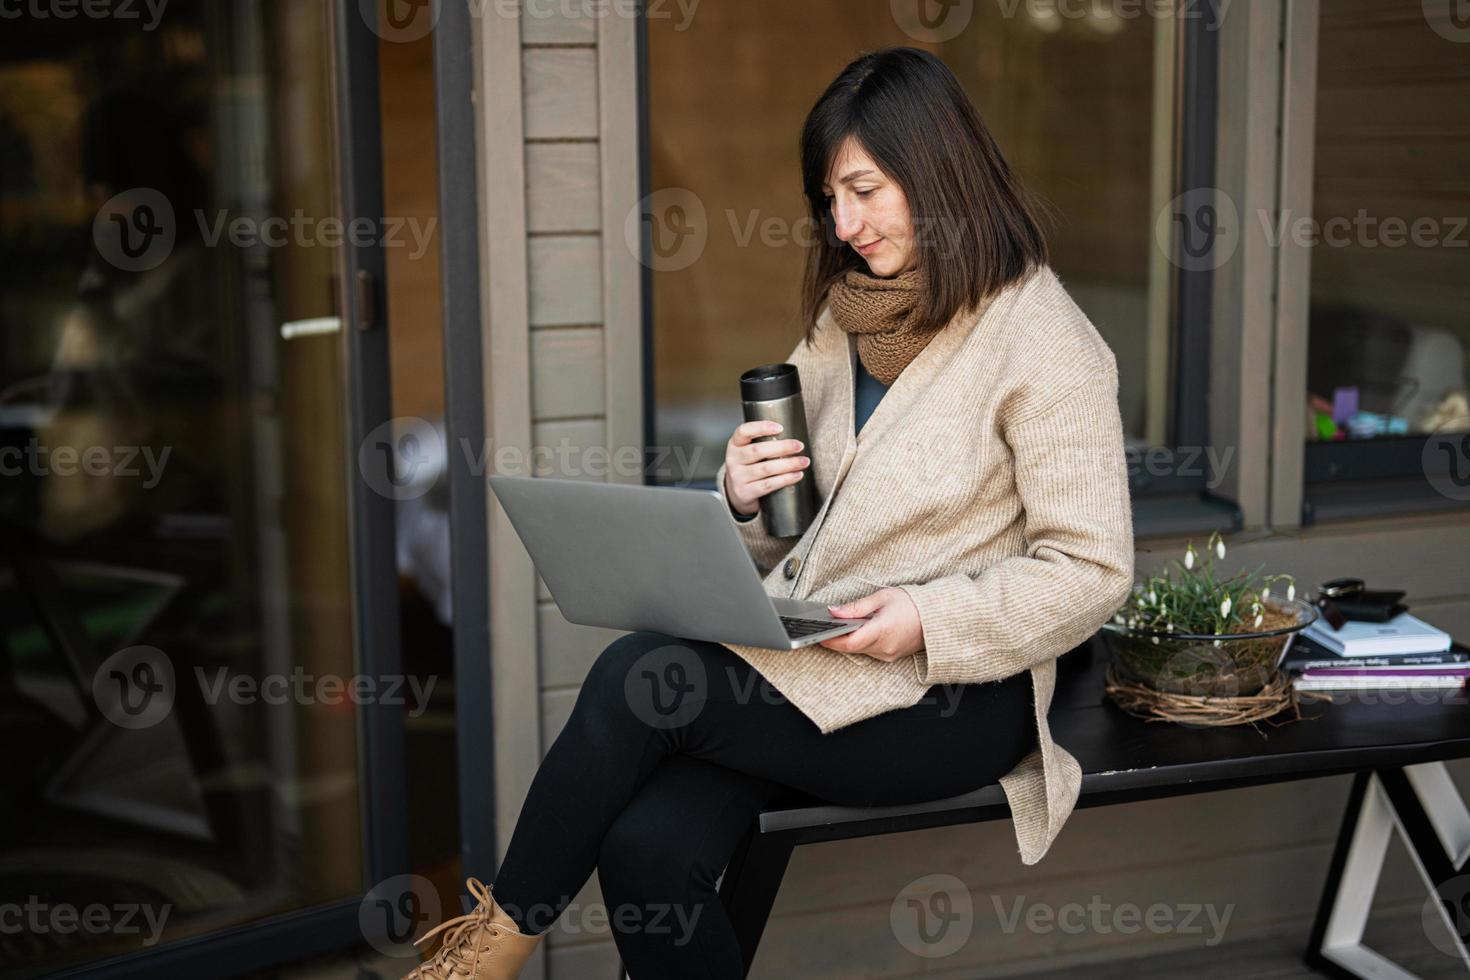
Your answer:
[713,263,1135,865]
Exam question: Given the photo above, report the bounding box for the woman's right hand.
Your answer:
[723,420,810,517]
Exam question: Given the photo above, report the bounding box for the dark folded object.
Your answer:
[1335,589,1408,623]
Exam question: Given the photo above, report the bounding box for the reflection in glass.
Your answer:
[1307,1,1470,444]
[0,1,364,972]
[646,2,1168,484]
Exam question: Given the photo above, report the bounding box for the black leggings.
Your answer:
[491,630,1035,979]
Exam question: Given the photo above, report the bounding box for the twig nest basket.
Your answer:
[1100,597,1324,727]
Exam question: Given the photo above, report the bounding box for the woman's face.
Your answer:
[822,138,916,278]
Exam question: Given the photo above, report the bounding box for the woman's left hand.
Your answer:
[818,588,925,662]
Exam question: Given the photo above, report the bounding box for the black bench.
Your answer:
[616,633,1470,979]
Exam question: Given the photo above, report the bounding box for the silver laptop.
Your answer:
[487,475,865,649]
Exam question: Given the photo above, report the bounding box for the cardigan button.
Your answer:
[783,556,801,580]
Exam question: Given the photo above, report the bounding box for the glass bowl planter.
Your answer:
[1100,597,1320,697]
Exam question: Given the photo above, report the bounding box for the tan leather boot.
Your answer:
[404,877,543,980]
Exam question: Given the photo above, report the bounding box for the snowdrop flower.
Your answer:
[1147,590,1156,605]
[1113,613,1125,625]
[1261,587,1270,603]
[1184,546,1195,570]
[1213,638,1222,647]
[1220,596,1232,617]
[1287,583,1296,601]
[1151,636,1159,646]
[1215,539,1226,560]
[1254,612,1264,627]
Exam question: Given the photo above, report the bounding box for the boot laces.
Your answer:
[408,877,506,979]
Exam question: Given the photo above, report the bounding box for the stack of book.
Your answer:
[1284,612,1469,691]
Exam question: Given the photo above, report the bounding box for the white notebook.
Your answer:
[1302,611,1452,657]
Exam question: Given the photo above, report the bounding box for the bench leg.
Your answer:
[718,827,794,979]
[610,827,793,980]
[1306,763,1470,978]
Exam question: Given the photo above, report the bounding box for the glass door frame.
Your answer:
[55,1,411,975]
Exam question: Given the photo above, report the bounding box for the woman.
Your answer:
[406,47,1134,980]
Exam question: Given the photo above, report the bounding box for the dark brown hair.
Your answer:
[799,47,1049,343]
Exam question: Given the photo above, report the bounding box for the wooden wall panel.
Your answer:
[528,235,603,326]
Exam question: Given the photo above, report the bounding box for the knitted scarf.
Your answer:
[826,266,933,385]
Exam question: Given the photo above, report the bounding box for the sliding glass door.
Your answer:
[0,1,407,975]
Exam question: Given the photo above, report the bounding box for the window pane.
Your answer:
[646,2,1172,485]
[0,1,367,970]
[1306,1,1470,447]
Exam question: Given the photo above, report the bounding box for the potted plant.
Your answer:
[1101,531,1321,724]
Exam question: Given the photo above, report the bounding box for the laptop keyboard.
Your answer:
[781,616,843,638]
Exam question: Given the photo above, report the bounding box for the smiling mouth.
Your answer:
[855,239,882,254]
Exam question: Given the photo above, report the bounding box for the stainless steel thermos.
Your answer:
[739,362,818,538]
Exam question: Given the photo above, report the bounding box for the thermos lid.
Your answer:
[740,362,801,401]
